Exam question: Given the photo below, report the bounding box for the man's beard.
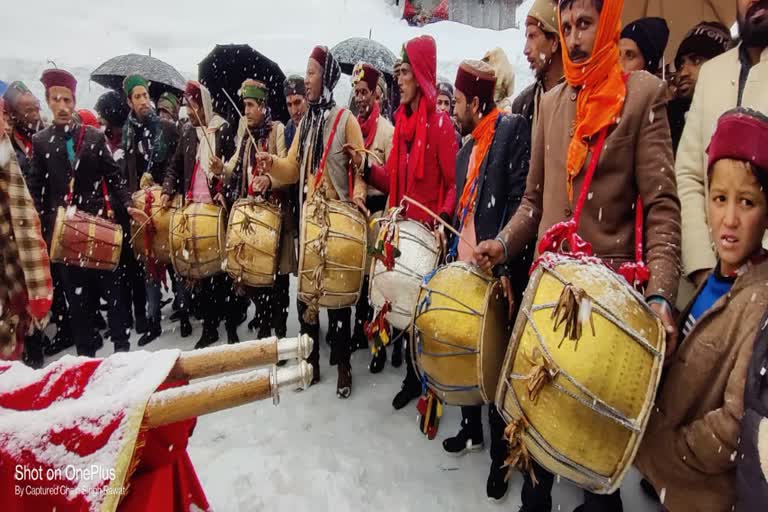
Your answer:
[739,0,768,47]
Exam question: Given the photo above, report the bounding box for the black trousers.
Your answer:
[50,263,71,336]
[354,194,388,336]
[189,274,246,331]
[123,250,147,324]
[60,266,130,356]
[460,404,508,467]
[252,273,291,337]
[297,301,351,367]
[521,461,623,512]
[401,330,421,392]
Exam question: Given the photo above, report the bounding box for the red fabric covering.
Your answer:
[403,0,449,25]
[0,353,203,512]
[118,381,209,512]
[77,109,100,128]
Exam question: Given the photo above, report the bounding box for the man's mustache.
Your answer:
[569,50,589,61]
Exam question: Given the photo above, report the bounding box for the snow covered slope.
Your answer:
[1,0,534,112]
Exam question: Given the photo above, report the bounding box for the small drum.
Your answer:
[49,206,123,271]
[298,198,367,309]
[130,186,181,264]
[412,262,511,406]
[169,202,226,280]
[225,198,282,288]
[369,216,441,330]
[495,255,665,494]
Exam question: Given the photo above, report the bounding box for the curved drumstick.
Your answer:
[127,207,164,245]
[402,195,473,249]
[337,146,383,165]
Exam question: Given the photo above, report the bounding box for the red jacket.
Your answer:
[369,109,457,223]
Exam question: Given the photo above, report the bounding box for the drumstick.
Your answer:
[187,103,216,159]
[128,208,164,245]
[336,146,383,165]
[402,195,473,248]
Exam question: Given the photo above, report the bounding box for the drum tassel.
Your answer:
[551,284,596,347]
[523,347,559,403]
[502,417,537,485]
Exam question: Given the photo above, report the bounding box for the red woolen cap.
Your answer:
[310,46,328,68]
[40,69,77,97]
[454,59,496,108]
[185,80,203,106]
[707,108,768,173]
[352,62,381,92]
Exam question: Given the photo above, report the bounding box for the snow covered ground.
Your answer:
[12,0,659,509]
[43,277,659,512]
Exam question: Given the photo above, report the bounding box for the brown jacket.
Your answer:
[499,71,681,303]
[635,259,768,512]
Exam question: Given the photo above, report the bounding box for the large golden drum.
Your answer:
[169,202,226,280]
[130,186,181,264]
[495,256,665,494]
[49,207,123,271]
[298,198,367,309]
[412,262,511,406]
[225,198,281,287]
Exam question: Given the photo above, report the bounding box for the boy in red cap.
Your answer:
[365,35,458,410]
[26,69,145,357]
[635,108,768,512]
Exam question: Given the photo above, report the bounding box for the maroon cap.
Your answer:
[454,60,496,108]
[41,69,77,97]
[352,62,381,92]
[707,108,768,173]
[185,80,203,106]
[310,46,328,68]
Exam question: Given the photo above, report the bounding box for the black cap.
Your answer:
[621,17,670,72]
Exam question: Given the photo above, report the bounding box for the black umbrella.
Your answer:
[198,44,288,125]
[91,54,186,102]
[330,37,398,78]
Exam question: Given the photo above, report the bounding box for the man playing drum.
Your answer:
[26,69,144,357]
[364,35,458,411]
[440,59,533,502]
[256,46,368,399]
[214,79,293,341]
[475,0,681,510]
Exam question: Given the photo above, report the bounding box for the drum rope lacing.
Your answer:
[227,200,280,283]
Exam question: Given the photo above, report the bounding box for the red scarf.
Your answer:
[12,129,32,158]
[388,96,429,208]
[359,101,380,150]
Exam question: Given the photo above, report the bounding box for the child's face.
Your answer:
[708,158,768,275]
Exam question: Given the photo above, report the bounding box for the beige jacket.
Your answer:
[676,45,768,279]
[365,115,394,197]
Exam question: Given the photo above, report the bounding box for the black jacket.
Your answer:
[451,112,532,301]
[122,113,179,192]
[736,309,768,511]
[162,122,234,201]
[27,123,131,244]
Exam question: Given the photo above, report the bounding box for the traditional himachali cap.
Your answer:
[184,80,203,106]
[40,68,77,98]
[621,17,670,72]
[352,62,381,92]
[284,75,306,97]
[240,79,268,102]
[707,108,768,174]
[310,46,329,68]
[454,59,497,106]
[436,81,454,100]
[157,91,180,116]
[2,81,35,110]
[123,74,149,97]
[527,0,558,35]
[675,21,731,69]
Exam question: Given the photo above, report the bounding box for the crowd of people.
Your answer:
[1,0,767,510]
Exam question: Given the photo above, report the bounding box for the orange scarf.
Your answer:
[559,0,626,201]
[458,108,500,217]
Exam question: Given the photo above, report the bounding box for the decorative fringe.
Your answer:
[365,302,392,355]
[370,219,401,271]
[551,284,595,348]
[502,417,537,485]
[522,347,559,403]
[416,390,442,440]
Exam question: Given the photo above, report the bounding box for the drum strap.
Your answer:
[65,127,114,220]
[311,109,346,197]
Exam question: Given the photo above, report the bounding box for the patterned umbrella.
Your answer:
[330,37,398,78]
[198,44,288,125]
[91,54,186,102]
